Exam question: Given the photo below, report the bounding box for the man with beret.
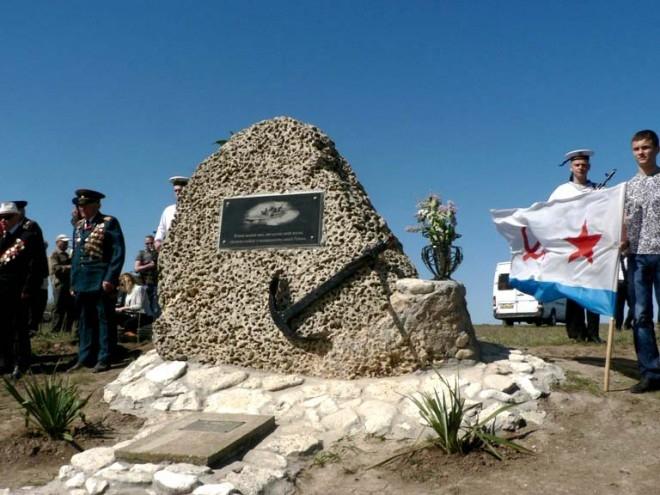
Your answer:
[154,176,189,250]
[68,190,125,373]
[0,202,45,378]
[549,149,602,343]
[50,234,75,333]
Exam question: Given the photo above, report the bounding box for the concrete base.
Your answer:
[115,412,275,467]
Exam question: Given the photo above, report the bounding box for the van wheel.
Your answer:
[503,319,514,327]
[548,310,557,327]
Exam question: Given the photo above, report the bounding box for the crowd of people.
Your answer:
[0,176,188,378]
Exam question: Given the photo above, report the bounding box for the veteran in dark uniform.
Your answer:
[69,190,125,373]
[0,202,45,378]
[13,201,49,349]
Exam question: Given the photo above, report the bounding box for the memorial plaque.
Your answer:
[219,191,323,249]
[115,413,275,467]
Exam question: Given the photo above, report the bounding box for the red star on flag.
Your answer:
[565,220,602,263]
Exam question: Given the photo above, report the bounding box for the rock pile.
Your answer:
[155,117,478,378]
[25,346,563,495]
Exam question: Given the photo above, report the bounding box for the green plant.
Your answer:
[408,373,532,460]
[2,372,92,442]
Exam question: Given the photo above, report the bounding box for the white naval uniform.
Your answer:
[155,204,176,244]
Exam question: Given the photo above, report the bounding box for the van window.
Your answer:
[498,273,512,291]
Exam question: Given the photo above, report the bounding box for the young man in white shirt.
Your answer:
[154,176,189,250]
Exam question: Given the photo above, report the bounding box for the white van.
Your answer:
[492,261,566,326]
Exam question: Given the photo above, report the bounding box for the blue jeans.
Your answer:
[628,254,660,381]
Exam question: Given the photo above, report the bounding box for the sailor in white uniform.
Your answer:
[154,176,189,250]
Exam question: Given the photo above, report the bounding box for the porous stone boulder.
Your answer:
[155,116,478,378]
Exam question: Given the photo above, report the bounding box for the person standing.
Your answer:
[50,234,75,333]
[68,190,125,373]
[0,202,44,378]
[622,130,660,393]
[154,176,189,250]
[549,149,602,343]
[134,234,160,317]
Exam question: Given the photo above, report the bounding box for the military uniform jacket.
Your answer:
[71,213,126,293]
[0,221,45,297]
[21,217,49,282]
[50,249,72,290]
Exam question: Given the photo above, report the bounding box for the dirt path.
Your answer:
[296,340,660,495]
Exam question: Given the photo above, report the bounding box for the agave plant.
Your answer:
[408,373,532,460]
[3,373,92,442]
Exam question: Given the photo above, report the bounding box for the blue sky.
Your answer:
[2,1,659,323]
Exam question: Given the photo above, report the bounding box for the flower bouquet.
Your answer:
[406,194,463,280]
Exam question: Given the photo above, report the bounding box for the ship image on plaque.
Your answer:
[219,191,324,249]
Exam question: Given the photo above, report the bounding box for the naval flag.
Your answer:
[490,183,625,317]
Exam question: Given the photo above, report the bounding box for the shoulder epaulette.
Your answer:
[76,219,85,228]
[104,216,113,222]
[23,219,33,228]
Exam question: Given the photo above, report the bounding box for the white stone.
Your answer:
[58,464,76,480]
[152,397,173,411]
[243,449,288,470]
[70,447,115,473]
[130,463,163,475]
[224,464,284,495]
[111,439,134,451]
[153,470,200,495]
[167,463,213,475]
[240,376,262,389]
[84,477,109,495]
[262,375,305,391]
[145,361,188,385]
[193,483,241,495]
[326,381,362,399]
[363,382,400,402]
[64,472,86,488]
[186,369,248,394]
[510,361,534,374]
[205,388,272,414]
[300,384,328,399]
[103,388,117,403]
[96,465,152,484]
[395,278,435,295]
[259,433,322,457]
[463,382,482,399]
[161,381,190,397]
[478,389,515,403]
[320,408,361,435]
[68,490,87,495]
[122,378,162,402]
[515,375,544,399]
[483,374,518,393]
[358,400,398,436]
[316,397,339,416]
[170,390,203,411]
[509,353,527,362]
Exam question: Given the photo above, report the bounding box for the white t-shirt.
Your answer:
[154,204,176,243]
[548,181,596,201]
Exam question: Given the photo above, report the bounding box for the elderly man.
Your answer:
[50,234,75,333]
[68,189,125,373]
[0,202,45,378]
[154,176,189,250]
[549,149,602,343]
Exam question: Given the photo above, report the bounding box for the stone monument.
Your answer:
[155,117,478,378]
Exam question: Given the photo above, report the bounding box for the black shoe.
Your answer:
[587,336,604,344]
[92,362,110,373]
[630,377,660,394]
[67,362,85,373]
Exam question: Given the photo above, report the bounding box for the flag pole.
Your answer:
[604,317,615,392]
[603,184,627,392]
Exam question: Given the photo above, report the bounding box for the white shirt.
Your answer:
[155,204,176,243]
[548,181,595,201]
[123,284,151,315]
